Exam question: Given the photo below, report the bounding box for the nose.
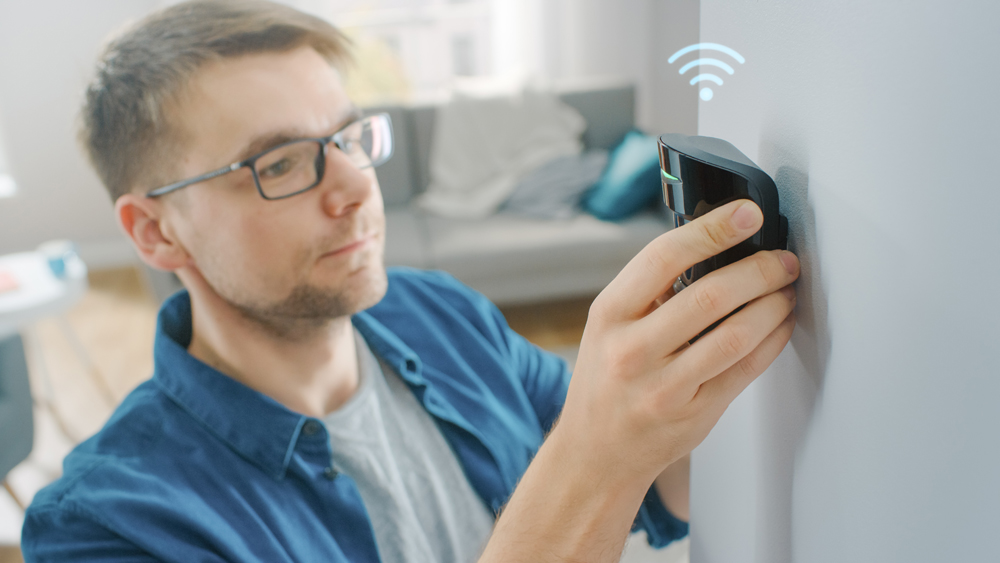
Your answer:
[317,143,378,218]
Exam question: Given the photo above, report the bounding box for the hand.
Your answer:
[479,200,797,563]
[552,200,799,488]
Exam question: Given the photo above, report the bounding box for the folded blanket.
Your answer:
[418,88,585,218]
[501,150,608,220]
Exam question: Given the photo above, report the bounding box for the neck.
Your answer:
[184,283,360,419]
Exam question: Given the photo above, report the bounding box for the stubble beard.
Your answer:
[220,254,388,341]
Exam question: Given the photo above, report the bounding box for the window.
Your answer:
[286,0,493,105]
[157,0,551,106]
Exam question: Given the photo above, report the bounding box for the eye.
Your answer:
[259,157,294,178]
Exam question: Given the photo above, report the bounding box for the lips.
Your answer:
[321,233,377,258]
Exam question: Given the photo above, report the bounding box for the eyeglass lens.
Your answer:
[253,141,321,199]
[252,114,393,199]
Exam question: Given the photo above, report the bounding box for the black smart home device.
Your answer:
[658,134,788,292]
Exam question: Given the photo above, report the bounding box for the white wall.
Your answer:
[0,110,10,174]
[0,0,158,266]
[679,1,1000,562]
[540,0,699,135]
[0,110,15,198]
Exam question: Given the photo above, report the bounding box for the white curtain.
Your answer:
[0,111,15,198]
[489,0,655,127]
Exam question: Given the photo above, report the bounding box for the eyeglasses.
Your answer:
[146,113,393,200]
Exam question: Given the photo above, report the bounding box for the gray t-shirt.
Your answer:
[323,330,495,563]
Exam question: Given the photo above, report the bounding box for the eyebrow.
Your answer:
[233,105,362,163]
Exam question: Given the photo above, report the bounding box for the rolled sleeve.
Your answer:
[633,485,690,548]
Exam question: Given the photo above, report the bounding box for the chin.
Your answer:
[349,262,389,312]
[331,243,386,304]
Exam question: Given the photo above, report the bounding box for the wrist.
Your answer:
[479,427,651,563]
[545,404,671,492]
[654,453,691,522]
[542,424,652,498]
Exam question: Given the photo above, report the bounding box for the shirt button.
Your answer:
[323,466,339,480]
[302,420,322,436]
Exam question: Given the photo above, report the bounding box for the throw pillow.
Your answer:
[582,129,662,221]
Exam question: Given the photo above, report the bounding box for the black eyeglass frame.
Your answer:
[145,112,393,200]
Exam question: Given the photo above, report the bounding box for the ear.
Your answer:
[115,193,190,272]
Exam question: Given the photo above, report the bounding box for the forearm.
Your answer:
[478,429,652,563]
[654,454,691,522]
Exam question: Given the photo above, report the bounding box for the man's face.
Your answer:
[161,46,387,332]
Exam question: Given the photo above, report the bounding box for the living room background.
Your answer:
[0,0,699,264]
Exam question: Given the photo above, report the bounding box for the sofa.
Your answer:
[372,84,672,305]
[142,84,673,306]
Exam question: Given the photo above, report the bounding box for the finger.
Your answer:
[693,309,796,409]
[654,285,675,307]
[666,284,796,392]
[646,284,676,315]
[638,248,800,349]
[595,200,764,320]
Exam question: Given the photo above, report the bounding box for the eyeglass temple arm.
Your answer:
[146,161,246,198]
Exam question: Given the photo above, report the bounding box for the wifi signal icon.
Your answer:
[668,43,745,101]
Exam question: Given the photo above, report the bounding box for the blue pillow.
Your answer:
[583,129,662,221]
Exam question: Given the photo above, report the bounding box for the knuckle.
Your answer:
[692,282,725,316]
[735,350,765,379]
[588,291,616,325]
[752,252,778,288]
[716,324,752,360]
[642,247,670,278]
[697,218,735,250]
[589,292,608,318]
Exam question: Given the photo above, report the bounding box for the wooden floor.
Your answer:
[499,295,593,350]
[0,546,21,563]
[1,266,592,558]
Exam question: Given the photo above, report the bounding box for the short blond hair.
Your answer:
[82,0,352,201]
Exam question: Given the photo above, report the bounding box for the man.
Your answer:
[21,1,799,561]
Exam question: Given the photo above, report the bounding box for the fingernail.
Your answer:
[781,285,796,300]
[779,251,799,275]
[732,201,760,230]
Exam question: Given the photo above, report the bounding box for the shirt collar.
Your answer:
[152,290,425,480]
[350,310,424,385]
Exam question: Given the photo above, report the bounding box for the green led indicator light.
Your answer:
[662,170,681,182]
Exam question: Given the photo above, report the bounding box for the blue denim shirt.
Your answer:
[22,268,687,561]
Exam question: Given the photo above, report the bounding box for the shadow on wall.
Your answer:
[774,162,831,385]
[758,136,834,379]
[751,139,831,563]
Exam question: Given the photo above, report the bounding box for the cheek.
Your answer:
[188,202,310,294]
[234,211,313,276]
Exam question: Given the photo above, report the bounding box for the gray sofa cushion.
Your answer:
[376,84,636,204]
[423,208,671,303]
[560,86,635,152]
